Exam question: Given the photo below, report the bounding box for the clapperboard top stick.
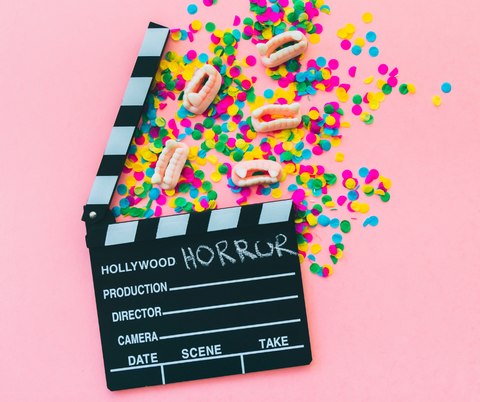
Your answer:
[82,23,312,391]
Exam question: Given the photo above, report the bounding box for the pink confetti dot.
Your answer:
[246,55,257,66]
[233,15,240,26]
[387,76,398,87]
[312,146,323,155]
[328,59,339,70]
[203,0,213,6]
[348,66,356,77]
[342,170,353,179]
[352,105,362,115]
[341,40,351,50]
[337,195,347,206]
[378,64,388,75]
[187,50,197,60]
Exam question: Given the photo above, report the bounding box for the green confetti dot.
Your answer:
[324,104,335,114]
[353,94,363,105]
[192,129,203,140]
[206,22,216,32]
[313,204,323,213]
[312,179,322,189]
[310,263,320,274]
[243,17,253,26]
[202,181,213,191]
[232,151,244,162]
[178,183,190,193]
[335,243,345,251]
[215,142,225,152]
[399,84,408,94]
[340,220,351,233]
[330,255,338,265]
[380,191,391,202]
[323,173,337,185]
[382,84,392,95]
[207,190,218,200]
[218,164,229,174]
[321,195,332,204]
[219,133,229,143]
[282,151,293,161]
[194,170,205,180]
[134,186,144,196]
[175,197,187,207]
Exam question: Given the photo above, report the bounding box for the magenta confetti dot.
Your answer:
[387,76,398,87]
[378,64,388,75]
[328,59,339,70]
[246,55,257,66]
[329,245,338,255]
[341,40,351,50]
[187,50,197,60]
[306,133,317,144]
[337,195,347,206]
[352,105,362,115]
[203,0,213,6]
[342,170,353,179]
[233,15,241,26]
[348,66,356,77]
[389,67,398,76]
[230,67,240,77]
[244,26,253,36]
[312,146,323,155]
[315,23,323,34]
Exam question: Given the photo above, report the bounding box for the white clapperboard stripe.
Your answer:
[83,22,169,224]
[86,199,294,248]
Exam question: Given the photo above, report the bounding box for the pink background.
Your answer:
[1,0,479,400]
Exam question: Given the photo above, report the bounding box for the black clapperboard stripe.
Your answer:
[82,23,312,392]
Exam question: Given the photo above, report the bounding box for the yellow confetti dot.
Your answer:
[325,201,335,208]
[377,79,387,89]
[369,100,380,110]
[407,83,416,94]
[300,172,311,183]
[374,189,385,195]
[351,201,360,211]
[309,109,320,120]
[335,152,344,162]
[311,244,322,254]
[309,33,320,44]
[285,163,296,174]
[375,91,386,102]
[272,188,283,199]
[196,157,207,166]
[362,12,373,23]
[335,249,343,259]
[211,171,222,182]
[126,176,137,187]
[298,242,309,252]
[213,29,224,38]
[337,28,347,39]
[345,23,356,34]
[432,95,442,106]
[325,115,336,125]
[354,37,365,47]
[345,178,356,189]
[165,189,175,197]
[299,254,305,264]
[359,203,370,214]
[362,185,374,193]
[168,198,177,208]
[227,104,239,115]
[171,31,182,41]
[364,76,374,84]
[380,177,392,189]
[207,154,218,164]
[306,214,317,226]
[331,137,341,147]
[192,20,202,31]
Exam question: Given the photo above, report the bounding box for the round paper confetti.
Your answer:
[341,40,351,50]
[378,64,388,75]
[369,46,379,57]
[362,12,373,23]
[441,82,452,93]
[310,33,320,44]
[352,45,362,55]
[366,31,376,42]
[187,4,198,14]
[432,95,442,106]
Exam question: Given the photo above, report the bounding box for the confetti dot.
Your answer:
[441,82,452,93]
[399,84,409,94]
[205,22,216,32]
[187,4,198,14]
[340,220,351,233]
[362,12,373,23]
[369,46,379,57]
[378,64,388,75]
[332,234,343,243]
[407,83,416,94]
[354,38,365,48]
[341,40,351,50]
[364,76,374,84]
[311,244,322,254]
[264,89,274,99]
[352,45,362,55]
[335,152,344,162]
[366,31,376,42]
[310,33,320,44]
[432,95,442,106]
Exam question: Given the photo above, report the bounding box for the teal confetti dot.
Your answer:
[264,89,274,99]
[366,31,376,42]
[352,45,362,56]
[316,57,327,67]
[332,233,343,243]
[359,167,369,177]
[198,53,209,63]
[441,82,452,93]
[187,4,198,14]
[369,46,379,57]
[318,215,330,227]
[117,184,127,195]
[330,218,339,228]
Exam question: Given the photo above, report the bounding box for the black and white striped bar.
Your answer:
[86,200,312,391]
[83,22,169,224]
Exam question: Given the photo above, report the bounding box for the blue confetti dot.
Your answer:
[198,53,209,63]
[441,82,452,93]
[332,233,343,243]
[359,167,369,177]
[363,215,379,227]
[149,188,160,200]
[307,255,316,262]
[347,190,358,201]
[321,141,331,151]
[119,198,130,209]
[352,45,362,55]
[316,57,327,67]
[264,89,274,99]
[117,184,127,195]
[288,184,298,191]
[261,187,272,196]
[330,218,340,228]
[187,4,198,15]
[318,215,330,227]
[369,46,379,57]
[112,206,121,217]
[190,188,199,198]
[366,31,376,42]
[302,148,312,160]
[145,209,154,218]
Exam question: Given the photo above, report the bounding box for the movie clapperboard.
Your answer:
[82,22,312,391]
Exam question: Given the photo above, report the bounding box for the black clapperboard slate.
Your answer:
[82,22,312,391]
